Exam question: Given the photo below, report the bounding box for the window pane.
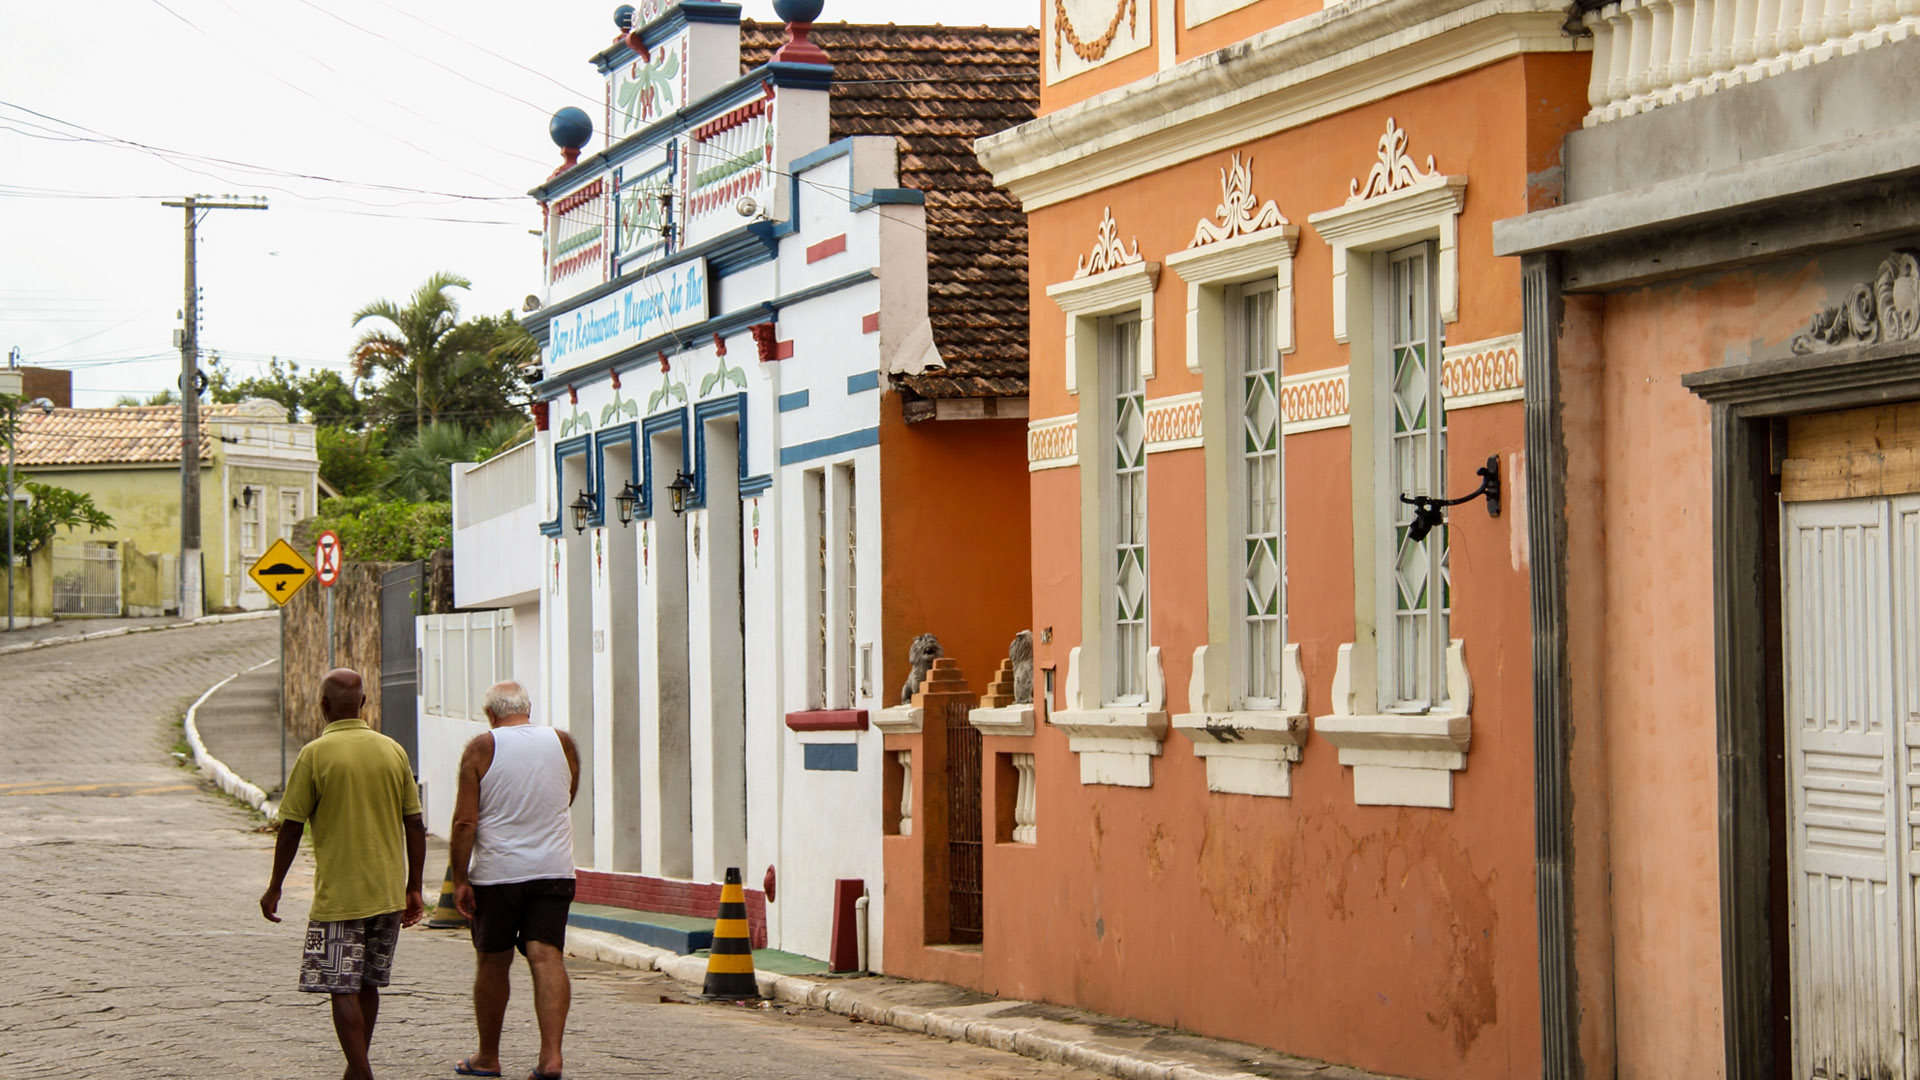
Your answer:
[1236,286,1282,706]
[1110,317,1147,703]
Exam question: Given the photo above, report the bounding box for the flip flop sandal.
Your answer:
[454,1059,502,1077]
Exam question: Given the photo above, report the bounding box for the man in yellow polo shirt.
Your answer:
[260,668,426,1080]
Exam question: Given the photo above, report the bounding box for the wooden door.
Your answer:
[1784,497,1904,1078]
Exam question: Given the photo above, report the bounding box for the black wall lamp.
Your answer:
[231,485,255,510]
[1400,455,1500,544]
[614,479,640,526]
[666,470,692,517]
[569,489,595,534]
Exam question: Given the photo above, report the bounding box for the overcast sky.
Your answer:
[0,0,1038,407]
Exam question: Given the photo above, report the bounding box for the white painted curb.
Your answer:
[181,657,279,817]
[559,930,1269,1080]
[0,609,275,657]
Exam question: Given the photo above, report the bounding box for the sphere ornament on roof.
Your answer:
[614,5,636,31]
[550,107,594,151]
[773,0,826,22]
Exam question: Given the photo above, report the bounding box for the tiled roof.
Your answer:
[741,22,1038,403]
[11,402,254,467]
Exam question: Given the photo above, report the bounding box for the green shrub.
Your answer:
[311,497,450,562]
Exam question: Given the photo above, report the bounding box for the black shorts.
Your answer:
[470,877,575,955]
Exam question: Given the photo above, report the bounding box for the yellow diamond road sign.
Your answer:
[248,538,316,606]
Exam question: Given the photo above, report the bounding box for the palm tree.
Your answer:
[381,417,532,502]
[349,272,488,434]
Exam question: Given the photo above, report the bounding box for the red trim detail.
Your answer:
[784,709,869,732]
[805,234,848,265]
[572,870,769,949]
[750,323,778,362]
[774,339,794,361]
[531,401,550,431]
[861,312,880,335]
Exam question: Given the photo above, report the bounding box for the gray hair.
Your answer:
[483,681,531,720]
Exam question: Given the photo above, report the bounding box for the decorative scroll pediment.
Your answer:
[1076,207,1144,278]
[1792,249,1920,355]
[1190,153,1289,248]
[1347,117,1443,205]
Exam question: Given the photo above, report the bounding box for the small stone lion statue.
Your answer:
[900,633,942,705]
[1010,630,1034,705]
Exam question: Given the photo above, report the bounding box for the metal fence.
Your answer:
[51,540,121,616]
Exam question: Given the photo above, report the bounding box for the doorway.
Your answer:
[1782,493,1920,1078]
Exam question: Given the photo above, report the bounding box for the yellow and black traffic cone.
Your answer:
[426,862,468,930]
[701,866,760,1000]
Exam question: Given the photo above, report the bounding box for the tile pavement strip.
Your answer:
[0,621,1107,1080]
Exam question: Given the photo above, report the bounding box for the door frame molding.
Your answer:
[1682,339,1920,1079]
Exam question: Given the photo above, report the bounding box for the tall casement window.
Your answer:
[806,468,828,710]
[1107,314,1149,706]
[1382,242,1448,711]
[1232,282,1284,708]
[836,463,858,709]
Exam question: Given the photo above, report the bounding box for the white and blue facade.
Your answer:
[496,3,955,966]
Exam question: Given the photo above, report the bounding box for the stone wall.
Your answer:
[279,553,456,742]
[281,560,401,741]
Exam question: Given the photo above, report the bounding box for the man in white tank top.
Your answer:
[448,681,579,1080]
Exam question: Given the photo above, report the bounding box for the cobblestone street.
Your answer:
[0,622,1097,1080]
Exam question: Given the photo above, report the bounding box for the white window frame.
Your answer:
[1044,252,1168,789]
[1103,314,1150,708]
[1305,156,1473,810]
[1229,281,1285,710]
[804,468,827,711]
[278,487,302,543]
[830,461,858,710]
[1377,243,1450,714]
[1163,216,1308,799]
[239,490,263,555]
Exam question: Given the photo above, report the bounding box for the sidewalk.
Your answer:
[0,610,273,656]
[186,660,1404,1080]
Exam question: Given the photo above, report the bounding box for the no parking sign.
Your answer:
[315,531,342,588]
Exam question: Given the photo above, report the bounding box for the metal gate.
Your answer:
[51,540,120,616]
[379,561,423,768]
[946,698,984,944]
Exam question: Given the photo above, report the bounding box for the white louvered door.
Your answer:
[1785,496,1906,1079]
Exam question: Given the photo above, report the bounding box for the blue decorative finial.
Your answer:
[549,107,593,151]
[614,4,636,30]
[773,0,825,23]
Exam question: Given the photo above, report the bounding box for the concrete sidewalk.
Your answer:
[186,659,1402,1080]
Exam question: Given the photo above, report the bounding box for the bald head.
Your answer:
[320,669,366,722]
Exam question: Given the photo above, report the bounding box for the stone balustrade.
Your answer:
[1581,0,1919,126]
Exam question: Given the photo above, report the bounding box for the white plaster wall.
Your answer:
[454,502,541,609]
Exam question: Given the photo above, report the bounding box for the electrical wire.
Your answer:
[141,0,523,192]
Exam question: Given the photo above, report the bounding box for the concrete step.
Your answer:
[567,902,712,954]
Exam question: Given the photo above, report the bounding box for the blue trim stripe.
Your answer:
[846,370,879,394]
[778,389,810,412]
[802,743,859,772]
[780,426,879,466]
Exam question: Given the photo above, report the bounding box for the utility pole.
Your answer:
[161,195,266,620]
[3,346,20,632]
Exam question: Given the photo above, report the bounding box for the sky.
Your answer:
[0,0,1038,407]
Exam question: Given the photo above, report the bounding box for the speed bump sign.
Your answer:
[248,538,316,605]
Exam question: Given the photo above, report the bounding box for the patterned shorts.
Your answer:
[299,913,401,994]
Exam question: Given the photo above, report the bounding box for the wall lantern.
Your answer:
[666,471,693,517]
[1400,455,1500,544]
[570,490,595,534]
[614,480,641,526]
[232,485,255,510]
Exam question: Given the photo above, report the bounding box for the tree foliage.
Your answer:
[4,482,115,566]
[316,425,390,498]
[207,356,366,427]
[349,273,531,437]
[381,418,531,502]
[309,496,451,562]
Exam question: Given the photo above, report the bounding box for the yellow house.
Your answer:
[13,399,320,612]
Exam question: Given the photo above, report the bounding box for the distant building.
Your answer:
[11,399,319,612]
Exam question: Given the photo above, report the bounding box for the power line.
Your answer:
[0,100,521,202]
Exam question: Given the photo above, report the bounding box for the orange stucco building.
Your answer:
[875,1,1593,1077]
